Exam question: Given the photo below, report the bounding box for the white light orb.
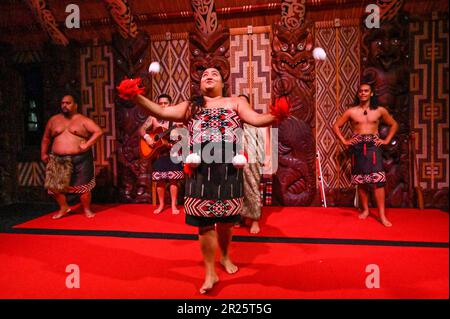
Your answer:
[148,61,161,73]
[312,47,327,61]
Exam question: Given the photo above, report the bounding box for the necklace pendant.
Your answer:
[363,110,367,115]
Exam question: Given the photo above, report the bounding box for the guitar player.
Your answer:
[139,94,184,214]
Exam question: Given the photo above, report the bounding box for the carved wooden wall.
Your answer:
[361,0,411,207]
[410,12,449,210]
[315,19,361,206]
[190,0,230,96]
[112,31,153,203]
[80,45,117,202]
[1,0,447,211]
[271,0,317,206]
[0,44,22,205]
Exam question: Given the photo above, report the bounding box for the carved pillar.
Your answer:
[190,0,230,95]
[111,0,154,202]
[361,0,411,207]
[271,0,316,206]
[113,32,153,202]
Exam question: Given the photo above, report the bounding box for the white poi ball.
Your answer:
[312,47,327,61]
[148,61,161,73]
[232,154,247,168]
[185,153,201,168]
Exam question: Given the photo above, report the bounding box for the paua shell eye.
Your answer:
[376,41,382,46]
[281,44,288,52]
[297,43,304,51]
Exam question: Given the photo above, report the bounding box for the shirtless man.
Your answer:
[333,83,398,227]
[41,94,103,219]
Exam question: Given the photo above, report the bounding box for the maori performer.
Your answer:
[237,94,271,235]
[333,83,398,227]
[41,94,103,219]
[139,93,184,214]
[117,67,289,294]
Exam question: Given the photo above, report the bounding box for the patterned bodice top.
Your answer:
[187,108,243,146]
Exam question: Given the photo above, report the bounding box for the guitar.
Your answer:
[139,124,178,159]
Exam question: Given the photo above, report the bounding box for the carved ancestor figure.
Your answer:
[271,0,316,206]
[361,0,411,207]
[189,26,230,97]
[190,0,230,96]
[113,25,153,202]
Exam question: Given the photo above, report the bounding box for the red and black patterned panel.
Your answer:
[188,108,242,145]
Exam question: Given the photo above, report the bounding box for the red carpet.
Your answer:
[14,205,449,243]
[1,205,448,298]
[0,233,447,299]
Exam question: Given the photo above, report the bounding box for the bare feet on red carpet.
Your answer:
[220,257,239,274]
[52,207,71,219]
[358,210,370,219]
[84,210,95,218]
[380,217,392,227]
[249,221,260,234]
[153,205,164,214]
[199,274,219,294]
[172,206,180,215]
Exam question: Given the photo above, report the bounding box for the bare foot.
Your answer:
[84,210,95,218]
[153,206,164,214]
[172,207,180,215]
[52,208,71,219]
[358,210,370,219]
[250,221,260,234]
[220,258,239,274]
[380,217,392,227]
[199,274,219,294]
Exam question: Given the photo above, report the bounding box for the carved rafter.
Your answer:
[24,0,69,46]
[191,0,218,34]
[281,0,306,30]
[103,0,138,39]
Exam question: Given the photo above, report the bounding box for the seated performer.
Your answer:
[333,83,398,227]
[139,93,184,214]
[41,94,103,219]
[117,67,289,294]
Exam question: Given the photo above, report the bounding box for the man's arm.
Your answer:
[40,119,53,163]
[237,97,276,127]
[80,117,103,151]
[333,110,353,145]
[140,116,156,146]
[140,116,153,136]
